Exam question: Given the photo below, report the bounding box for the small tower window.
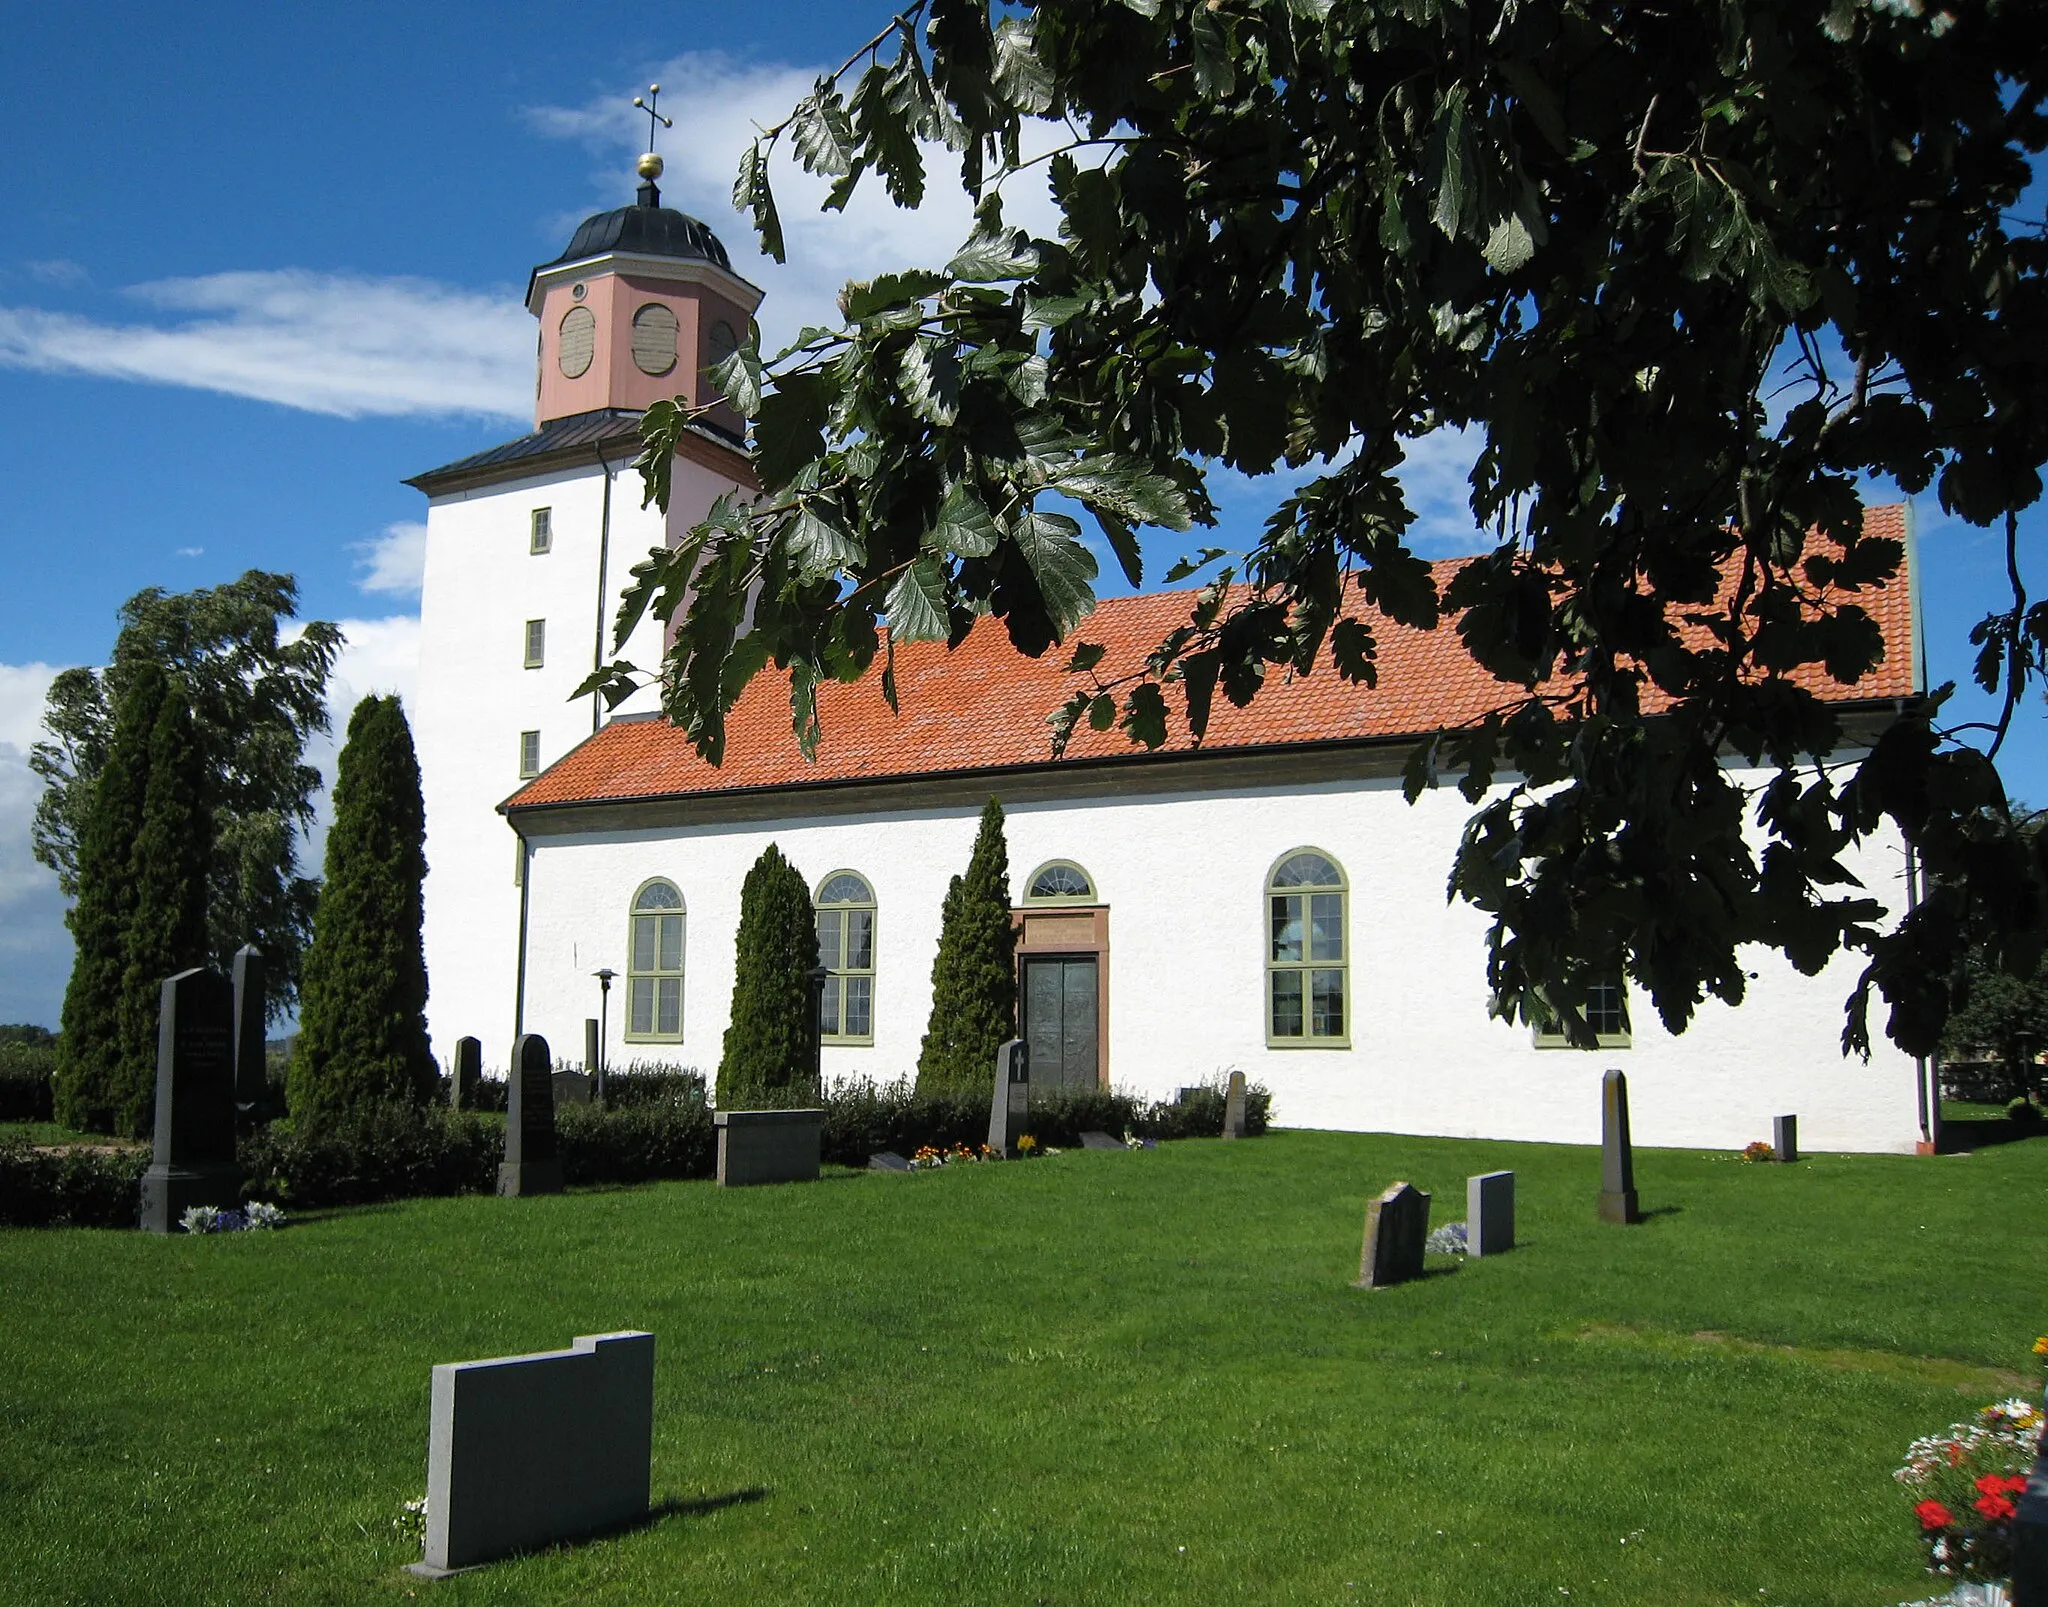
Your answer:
[558,305,596,379]
[631,303,678,376]
[518,730,541,778]
[530,507,552,555]
[524,619,546,669]
[705,319,738,380]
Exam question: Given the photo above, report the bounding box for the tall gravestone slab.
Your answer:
[1221,1069,1247,1140]
[499,1034,562,1197]
[1355,1181,1430,1289]
[584,1018,600,1078]
[410,1330,655,1577]
[1772,1114,1798,1163]
[139,968,242,1233]
[231,944,266,1116]
[986,1038,1029,1156]
[1599,1068,1642,1224]
[2013,1381,2048,1606]
[715,1109,823,1186]
[1467,1170,1515,1256]
[450,1037,482,1111]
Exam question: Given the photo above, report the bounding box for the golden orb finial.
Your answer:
[637,152,665,181]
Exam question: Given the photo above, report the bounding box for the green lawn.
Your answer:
[1,1130,2042,1606]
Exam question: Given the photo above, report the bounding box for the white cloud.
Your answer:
[0,271,532,420]
[354,522,429,598]
[0,662,71,1029]
[175,545,205,558]
[0,662,63,753]
[529,52,1067,355]
[24,258,88,288]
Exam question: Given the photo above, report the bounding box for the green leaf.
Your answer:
[1428,88,1473,243]
[733,140,785,263]
[1087,692,1116,731]
[991,17,1055,113]
[753,373,832,491]
[1066,642,1106,674]
[887,556,951,643]
[852,56,927,209]
[1053,456,1192,530]
[1021,294,1088,331]
[1190,6,1236,98]
[1013,508,1098,638]
[933,481,1002,557]
[900,338,962,426]
[1483,211,1536,273]
[1092,509,1143,587]
[1180,649,1220,739]
[947,227,1040,282]
[843,270,948,323]
[709,334,764,418]
[1330,619,1377,686]
[790,81,857,178]
[1120,683,1169,749]
[1164,547,1230,583]
[788,503,865,576]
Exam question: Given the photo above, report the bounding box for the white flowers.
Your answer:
[178,1201,286,1234]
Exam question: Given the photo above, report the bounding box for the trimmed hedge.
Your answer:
[558,1098,714,1185]
[0,1142,149,1228]
[241,1104,500,1208]
[0,1042,57,1123]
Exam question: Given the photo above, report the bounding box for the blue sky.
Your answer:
[0,1,2040,1028]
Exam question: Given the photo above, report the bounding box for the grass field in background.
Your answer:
[1,1129,2043,1606]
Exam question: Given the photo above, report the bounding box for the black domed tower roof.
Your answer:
[541,178,732,273]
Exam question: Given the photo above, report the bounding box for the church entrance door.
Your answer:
[1022,955,1099,1090]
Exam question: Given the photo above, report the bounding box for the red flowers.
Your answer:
[1916,1500,1954,1530]
[1972,1473,2027,1521]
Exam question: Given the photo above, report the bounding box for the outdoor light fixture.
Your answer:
[592,968,616,1101]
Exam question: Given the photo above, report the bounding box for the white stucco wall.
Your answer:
[500,771,1924,1153]
[412,448,742,1062]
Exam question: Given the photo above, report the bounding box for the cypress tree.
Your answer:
[716,844,820,1109]
[289,695,435,1121]
[53,665,167,1133]
[916,797,1018,1095]
[113,683,215,1136]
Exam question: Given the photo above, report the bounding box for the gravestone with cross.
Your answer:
[987,1038,1029,1157]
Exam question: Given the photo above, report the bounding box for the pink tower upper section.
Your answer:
[524,174,762,435]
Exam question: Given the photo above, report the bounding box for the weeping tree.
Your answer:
[113,684,216,1137]
[598,0,2048,1063]
[917,798,1018,1095]
[718,844,821,1109]
[289,696,435,1121]
[53,665,167,1133]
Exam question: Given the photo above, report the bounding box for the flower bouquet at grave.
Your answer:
[1894,1347,2045,1586]
[179,1201,286,1234]
[1741,1140,1776,1163]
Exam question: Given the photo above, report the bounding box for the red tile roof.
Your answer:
[507,505,1916,812]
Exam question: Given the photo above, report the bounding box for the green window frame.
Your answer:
[814,871,876,1044]
[1267,849,1349,1048]
[1533,975,1632,1050]
[529,507,552,554]
[523,618,546,669]
[1023,860,1097,904]
[625,879,685,1043]
[517,729,540,778]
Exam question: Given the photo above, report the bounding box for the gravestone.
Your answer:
[1221,1069,1247,1140]
[1355,1181,1430,1289]
[986,1037,1029,1156]
[868,1151,911,1172]
[499,1034,562,1197]
[231,944,266,1116]
[449,1036,482,1111]
[1467,1170,1515,1256]
[715,1109,823,1186]
[584,1018,600,1078]
[139,968,242,1233]
[1598,1068,1642,1224]
[410,1330,655,1577]
[1772,1113,1798,1163]
[1079,1131,1123,1150]
[552,1070,592,1107]
[2013,1381,2048,1606]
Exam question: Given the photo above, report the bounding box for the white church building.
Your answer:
[406,163,1933,1154]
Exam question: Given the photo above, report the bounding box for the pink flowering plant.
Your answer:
[1893,1342,2045,1584]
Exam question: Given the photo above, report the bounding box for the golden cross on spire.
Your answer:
[631,85,673,154]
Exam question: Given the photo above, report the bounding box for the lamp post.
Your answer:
[592,968,615,1103]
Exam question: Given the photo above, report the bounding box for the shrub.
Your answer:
[0,1042,57,1123]
[557,1098,714,1185]
[916,799,1018,1096]
[2009,1096,2043,1125]
[717,845,820,1110]
[0,1141,149,1228]
[602,1063,707,1109]
[240,1103,499,1209]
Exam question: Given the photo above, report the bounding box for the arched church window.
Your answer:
[631,303,678,376]
[1024,861,1095,903]
[1267,849,1348,1046]
[558,305,596,379]
[814,872,875,1044]
[626,879,684,1042]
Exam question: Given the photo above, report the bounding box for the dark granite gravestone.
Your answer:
[139,968,242,1233]
[583,1018,600,1077]
[2013,1382,2047,1606]
[1467,1170,1515,1256]
[1598,1068,1642,1224]
[410,1330,655,1577]
[552,1070,592,1107]
[1221,1069,1247,1140]
[450,1036,482,1110]
[1355,1181,1430,1289]
[1772,1113,1798,1163]
[1079,1131,1123,1150]
[499,1034,562,1197]
[868,1151,911,1172]
[231,944,265,1116]
[986,1037,1029,1157]
[715,1109,824,1186]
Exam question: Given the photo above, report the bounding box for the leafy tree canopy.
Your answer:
[595,0,2048,1059]
[32,572,341,1021]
